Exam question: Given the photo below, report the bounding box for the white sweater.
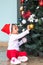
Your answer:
[7,30,29,51]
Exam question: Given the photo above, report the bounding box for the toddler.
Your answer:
[1,24,30,64]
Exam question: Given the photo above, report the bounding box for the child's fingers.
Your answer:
[27,25,30,30]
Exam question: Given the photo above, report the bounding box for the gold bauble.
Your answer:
[21,11,24,15]
[20,6,23,11]
[29,24,34,29]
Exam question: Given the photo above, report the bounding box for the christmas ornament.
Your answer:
[20,6,24,11]
[29,24,34,30]
[1,24,11,34]
[22,10,31,19]
[30,14,35,18]
[22,19,26,24]
[28,17,34,22]
[22,28,25,32]
[39,0,43,6]
[27,24,34,30]
[28,14,35,22]
[36,6,39,9]
[35,19,38,22]
[20,0,24,3]
[21,11,24,15]
[41,17,43,20]
[25,0,28,2]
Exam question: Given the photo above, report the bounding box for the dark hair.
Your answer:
[11,24,16,33]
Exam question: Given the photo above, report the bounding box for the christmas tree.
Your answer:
[17,0,43,57]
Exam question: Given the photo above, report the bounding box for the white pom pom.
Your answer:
[22,19,26,24]
[41,17,43,20]
[22,29,25,32]
[26,0,28,1]
[36,6,39,9]
[31,14,35,17]
[35,19,38,22]
[28,16,34,22]
[28,14,35,22]
[22,37,27,43]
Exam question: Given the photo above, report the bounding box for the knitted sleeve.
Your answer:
[11,30,29,40]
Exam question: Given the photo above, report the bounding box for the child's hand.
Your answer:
[27,24,34,30]
[27,25,30,31]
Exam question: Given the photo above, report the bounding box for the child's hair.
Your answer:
[11,24,16,33]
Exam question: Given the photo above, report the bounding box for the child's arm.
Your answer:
[18,37,27,46]
[11,30,29,40]
[18,40,23,46]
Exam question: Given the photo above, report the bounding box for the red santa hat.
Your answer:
[1,24,12,35]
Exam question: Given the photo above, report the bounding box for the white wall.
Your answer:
[0,0,17,41]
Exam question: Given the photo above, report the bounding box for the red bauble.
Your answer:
[20,0,24,3]
[39,0,43,6]
[22,10,31,19]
